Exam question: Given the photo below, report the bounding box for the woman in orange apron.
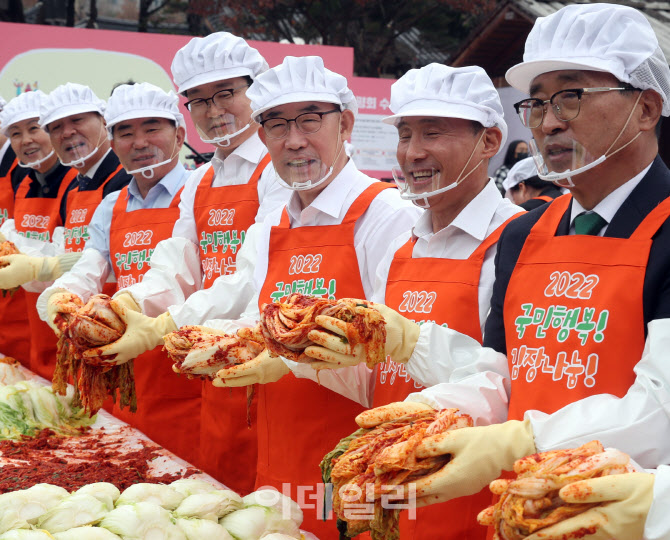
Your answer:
[13,167,77,379]
[0,142,31,365]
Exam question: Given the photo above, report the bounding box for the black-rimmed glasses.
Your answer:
[259,109,341,139]
[184,84,250,112]
[514,87,633,128]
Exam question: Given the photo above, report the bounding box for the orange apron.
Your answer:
[0,158,30,366]
[108,186,201,465]
[504,193,669,419]
[529,195,555,204]
[376,218,515,540]
[63,164,123,253]
[192,154,270,494]
[257,183,390,539]
[14,168,77,379]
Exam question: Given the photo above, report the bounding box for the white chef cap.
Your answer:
[248,56,358,121]
[506,3,670,116]
[502,156,539,191]
[384,63,508,149]
[0,91,47,136]
[39,83,106,128]
[105,82,185,138]
[0,95,6,112]
[171,32,268,94]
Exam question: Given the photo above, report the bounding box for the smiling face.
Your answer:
[110,117,184,182]
[258,101,354,193]
[7,117,58,172]
[185,77,256,149]
[47,111,109,171]
[528,70,646,181]
[395,116,493,197]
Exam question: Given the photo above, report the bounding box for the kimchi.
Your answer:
[322,408,472,539]
[53,294,136,414]
[478,440,635,540]
[260,293,386,367]
[163,325,265,379]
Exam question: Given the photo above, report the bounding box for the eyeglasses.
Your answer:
[184,84,250,112]
[259,109,341,139]
[514,87,633,128]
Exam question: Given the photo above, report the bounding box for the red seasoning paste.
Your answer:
[0,427,199,493]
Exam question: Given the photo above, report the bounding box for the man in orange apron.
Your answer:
[39,83,201,465]
[502,157,562,211]
[90,56,420,536]
[0,90,79,377]
[0,93,30,365]
[302,64,524,539]
[91,33,289,494]
[198,56,421,537]
[40,83,132,255]
[309,5,670,538]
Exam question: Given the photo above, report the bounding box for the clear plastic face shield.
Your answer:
[185,84,253,148]
[56,117,108,169]
[261,108,346,192]
[116,121,180,180]
[391,129,486,208]
[124,141,178,179]
[516,88,643,188]
[19,149,55,170]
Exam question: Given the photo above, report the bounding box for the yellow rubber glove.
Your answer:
[524,473,654,540]
[81,299,177,365]
[355,401,434,429]
[304,302,420,368]
[45,289,83,335]
[113,292,141,313]
[0,231,6,243]
[212,350,290,387]
[412,420,537,507]
[0,252,81,288]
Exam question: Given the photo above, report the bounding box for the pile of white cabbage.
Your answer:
[0,360,26,386]
[0,479,305,540]
[0,381,95,440]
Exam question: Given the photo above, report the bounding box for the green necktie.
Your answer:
[574,211,607,236]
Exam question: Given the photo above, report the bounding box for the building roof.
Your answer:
[452,0,670,85]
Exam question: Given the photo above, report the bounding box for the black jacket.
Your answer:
[484,156,670,353]
[59,150,132,220]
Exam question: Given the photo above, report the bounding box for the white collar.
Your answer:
[286,158,358,222]
[81,148,112,179]
[413,178,503,242]
[570,161,654,226]
[209,131,267,177]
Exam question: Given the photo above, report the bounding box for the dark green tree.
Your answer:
[188,0,496,76]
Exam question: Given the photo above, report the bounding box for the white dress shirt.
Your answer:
[116,133,291,316]
[36,163,189,320]
[373,179,523,335]
[305,179,522,407]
